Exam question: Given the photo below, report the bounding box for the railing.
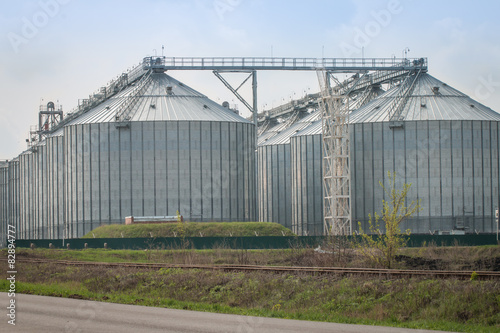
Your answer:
[143,56,427,71]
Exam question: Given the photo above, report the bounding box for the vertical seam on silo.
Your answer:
[21,157,24,238]
[361,123,366,226]
[461,121,465,220]
[177,121,180,216]
[427,121,431,227]
[260,146,263,222]
[139,122,143,216]
[229,123,232,221]
[450,121,454,220]
[352,127,355,233]
[371,124,375,223]
[50,142,53,238]
[25,156,28,238]
[210,121,214,221]
[73,127,77,237]
[79,125,83,237]
[237,123,241,221]
[89,125,93,233]
[472,121,476,227]
[107,123,111,224]
[258,146,261,221]
[199,122,203,221]
[167,121,172,215]
[266,145,269,223]
[241,123,245,220]
[295,138,299,234]
[189,122,193,220]
[118,125,122,225]
[480,121,484,230]
[489,122,494,230]
[31,153,33,238]
[153,122,157,216]
[287,144,291,229]
[97,124,101,228]
[305,136,308,234]
[392,123,395,179]
[47,138,52,239]
[35,146,38,238]
[23,156,25,238]
[269,145,281,224]
[32,152,35,238]
[438,122,442,227]
[219,123,223,221]
[291,139,295,233]
[498,122,500,228]
[276,145,280,225]
[291,139,294,232]
[403,122,407,212]
[416,122,420,221]
[67,130,71,236]
[381,123,385,213]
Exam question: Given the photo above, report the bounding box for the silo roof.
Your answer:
[292,119,322,137]
[350,73,500,123]
[257,121,290,145]
[259,111,320,146]
[63,73,251,125]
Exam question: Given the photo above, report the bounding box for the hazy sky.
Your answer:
[1,0,500,159]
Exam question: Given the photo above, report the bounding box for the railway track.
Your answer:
[11,258,500,280]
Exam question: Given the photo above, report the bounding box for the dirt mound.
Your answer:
[395,255,444,270]
[473,256,500,271]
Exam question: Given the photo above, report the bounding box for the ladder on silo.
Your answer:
[388,65,424,122]
[114,69,152,124]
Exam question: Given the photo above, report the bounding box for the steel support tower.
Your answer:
[317,71,352,235]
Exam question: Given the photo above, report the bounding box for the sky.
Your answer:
[1,0,500,159]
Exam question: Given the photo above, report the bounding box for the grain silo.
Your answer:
[350,73,500,234]
[258,112,319,230]
[0,161,8,247]
[4,58,256,240]
[290,120,323,236]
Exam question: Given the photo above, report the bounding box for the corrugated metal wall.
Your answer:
[257,144,292,231]
[60,120,255,238]
[351,120,500,233]
[290,133,323,236]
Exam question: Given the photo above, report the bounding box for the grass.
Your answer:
[4,245,500,332]
[82,222,294,238]
[2,262,499,333]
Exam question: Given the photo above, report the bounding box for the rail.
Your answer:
[13,258,500,280]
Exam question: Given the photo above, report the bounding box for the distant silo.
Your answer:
[350,73,500,234]
[0,161,8,247]
[258,112,319,230]
[290,120,323,236]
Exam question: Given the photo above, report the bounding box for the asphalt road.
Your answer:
[1,292,452,333]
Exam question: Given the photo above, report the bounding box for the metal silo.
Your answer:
[350,73,500,234]
[0,161,8,247]
[258,112,319,230]
[290,120,323,236]
[60,71,255,238]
